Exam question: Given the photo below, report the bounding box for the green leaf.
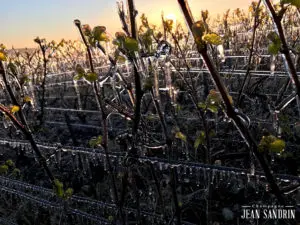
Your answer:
[7,62,18,75]
[258,135,285,153]
[141,13,149,27]
[197,102,206,110]
[269,139,285,153]
[201,10,209,21]
[141,32,153,51]
[12,168,21,177]
[21,75,30,84]
[5,159,14,167]
[108,216,114,222]
[267,32,280,43]
[207,104,218,113]
[267,32,281,55]
[75,64,85,77]
[156,31,163,40]
[89,135,103,148]
[34,37,41,44]
[258,135,276,152]
[112,39,121,47]
[175,131,187,142]
[146,114,156,121]
[175,104,182,113]
[64,188,73,199]
[117,55,126,63]
[93,26,107,41]
[24,96,33,104]
[207,90,221,104]
[268,43,281,55]
[88,36,96,47]
[192,21,206,48]
[0,52,7,61]
[124,37,139,52]
[73,74,83,81]
[202,33,222,45]
[0,44,6,50]
[0,165,8,174]
[85,72,98,82]
[11,105,20,113]
[279,152,293,159]
[98,32,109,42]
[281,0,300,7]
[54,179,64,198]
[115,32,126,41]
[82,24,92,36]
[209,130,216,137]
[194,131,205,149]
[143,77,153,91]
[145,28,154,36]
[164,19,174,32]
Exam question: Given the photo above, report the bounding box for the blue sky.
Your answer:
[0,0,253,48]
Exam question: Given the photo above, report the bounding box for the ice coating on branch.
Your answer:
[217,44,225,62]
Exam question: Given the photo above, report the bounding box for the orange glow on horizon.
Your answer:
[1,0,253,48]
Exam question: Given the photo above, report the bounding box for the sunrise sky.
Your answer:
[0,0,254,48]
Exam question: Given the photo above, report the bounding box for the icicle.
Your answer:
[74,154,79,171]
[272,111,279,132]
[217,44,225,62]
[91,149,97,165]
[153,60,160,99]
[250,154,255,176]
[148,187,153,197]
[28,77,37,111]
[296,96,300,118]
[158,162,163,171]
[177,165,182,182]
[176,165,181,175]
[190,167,193,177]
[82,154,89,175]
[211,169,216,185]
[3,117,9,129]
[255,175,260,194]
[215,171,220,188]
[196,168,201,187]
[73,80,82,110]
[125,60,130,76]
[33,152,38,163]
[265,184,270,192]
[111,70,120,102]
[184,166,190,183]
[97,153,104,165]
[219,171,225,187]
[55,148,62,169]
[203,168,208,186]
[85,156,92,179]
[165,62,174,103]
[183,166,187,175]
[270,55,276,76]
[103,158,108,172]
